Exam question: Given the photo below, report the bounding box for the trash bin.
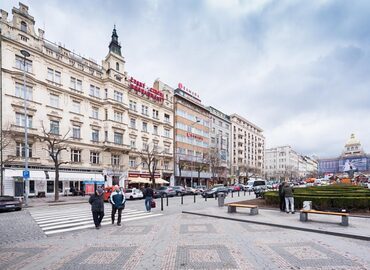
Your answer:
[217,193,225,207]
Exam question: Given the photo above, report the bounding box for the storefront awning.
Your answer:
[155,178,169,184]
[128,177,151,184]
[4,169,46,180]
[48,172,104,181]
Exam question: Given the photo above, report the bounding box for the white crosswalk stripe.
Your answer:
[29,204,162,235]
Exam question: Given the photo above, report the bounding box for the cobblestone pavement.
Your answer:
[1,206,369,270]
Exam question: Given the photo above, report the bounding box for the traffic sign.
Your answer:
[23,170,30,179]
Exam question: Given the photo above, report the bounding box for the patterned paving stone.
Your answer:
[110,225,153,235]
[240,223,282,232]
[174,245,238,269]
[57,246,137,270]
[180,223,216,234]
[0,247,46,270]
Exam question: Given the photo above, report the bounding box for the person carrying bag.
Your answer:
[110,185,126,226]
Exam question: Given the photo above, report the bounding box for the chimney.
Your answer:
[0,9,8,22]
[38,28,44,40]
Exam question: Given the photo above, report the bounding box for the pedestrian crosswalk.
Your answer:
[28,204,162,235]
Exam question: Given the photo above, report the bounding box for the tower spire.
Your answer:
[109,25,121,56]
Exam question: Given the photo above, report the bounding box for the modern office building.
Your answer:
[230,114,265,182]
[0,3,174,196]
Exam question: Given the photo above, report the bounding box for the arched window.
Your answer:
[21,21,27,32]
[116,62,119,71]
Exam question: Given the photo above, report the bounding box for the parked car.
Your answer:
[172,186,186,196]
[0,196,22,212]
[229,185,241,192]
[246,179,267,192]
[124,188,144,200]
[201,187,229,198]
[194,185,207,193]
[154,186,176,198]
[185,187,199,195]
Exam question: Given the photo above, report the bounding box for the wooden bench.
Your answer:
[300,209,349,226]
[226,203,259,215]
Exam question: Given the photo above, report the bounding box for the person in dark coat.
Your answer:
[283,182,295,214]
[278,181,286,212]
[143,183,154,212]
[89,187,105,229]
[110,185,125,226]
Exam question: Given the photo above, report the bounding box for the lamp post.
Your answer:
[21,49,30,207]
[190,119,200,187]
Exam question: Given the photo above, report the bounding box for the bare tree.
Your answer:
[39,124,70,202]
[177,159,187,186]
[208,148,223,184]
[0,126,16,195]
[194,154,209,187]
[140,144,160,187]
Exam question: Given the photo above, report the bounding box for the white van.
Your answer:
[246,179,267,191]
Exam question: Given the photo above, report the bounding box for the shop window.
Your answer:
[47,181,54,193]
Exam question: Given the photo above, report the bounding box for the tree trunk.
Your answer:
[55,166,59,202]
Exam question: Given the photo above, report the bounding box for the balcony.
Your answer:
[103,141,130,152]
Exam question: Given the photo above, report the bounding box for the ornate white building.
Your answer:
[0,3,174,196]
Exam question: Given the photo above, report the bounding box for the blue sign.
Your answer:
[23,170,30,179]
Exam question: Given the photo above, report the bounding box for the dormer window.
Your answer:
[21,21,27,32]
[116,62,119,71]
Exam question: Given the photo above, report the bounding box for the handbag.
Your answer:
[150,200,156,208]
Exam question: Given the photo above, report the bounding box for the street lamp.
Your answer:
[190,119,200,187]
[21,49,30,207]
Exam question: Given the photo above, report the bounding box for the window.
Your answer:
[164,161,170,170]
[114,132,123,145]
[164,114,170,123]
[130,140,136,148]
[90,151,100,164]
[47,181,54,193]
[111,155,120,166]
[105,89,108,99]
[129,100,137,111]
[15,56,32,72]
[15,113,32,128]
[16,142,32,158]
[142,142,148,151]
[70,77,82,91]
[15,83,32,100]
[89,85,100,98]
[20,21,27,32]
[152,109,159,119]
[49,94,59,108]
[141,105,148,115]
[129,158,136,168]
[71,100,81,114]
[142,122,148,132]
[71,149,81,162]
[116,62,119,71]
[164,129,170,138]
[92,129,99,142]
[114,90,123,102]
[114,111,123,123]
[153,125,158,135]
[91,107,99,119]
[50,120,60,134]
[105,131,108,141]
[47,68,61,84]
[130,118,136,129]
[164,147,170,154]
[72,126,81,139]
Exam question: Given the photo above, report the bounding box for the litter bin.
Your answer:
[217,193,225,207]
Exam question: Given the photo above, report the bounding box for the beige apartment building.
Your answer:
[230,114,265,182]
[0,3,173,196]
[173,84,211,187]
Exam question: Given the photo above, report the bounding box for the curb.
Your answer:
[182,211,370,242]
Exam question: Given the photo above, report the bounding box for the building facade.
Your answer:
[0,3,174,196]
[173,84,211,187]
[230,114,265,182]
[208,106,231,182]
[318,134,370,176]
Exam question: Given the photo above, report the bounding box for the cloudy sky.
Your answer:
[3,0,370,157]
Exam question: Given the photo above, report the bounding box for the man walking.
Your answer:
[110,185,125,226]
[283,182,295,214]
[143,183,154,212]
[89,187,105,229]
[278,181,286,212]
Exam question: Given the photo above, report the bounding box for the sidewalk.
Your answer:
[27,195,89,207]
[183,204,370,241]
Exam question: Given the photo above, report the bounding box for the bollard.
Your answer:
[166,196,168,206]
[205,195,207,201]
[238,190,240,197]
[161,196,163,211]
[232,191,233,198]
[194,194,196,203]
[181,194,183,205]
[249,190,251,195]
[244,190,246,196]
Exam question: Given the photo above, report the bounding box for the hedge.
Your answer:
[264,186,370,211]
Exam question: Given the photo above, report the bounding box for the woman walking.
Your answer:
[89,187,105,229]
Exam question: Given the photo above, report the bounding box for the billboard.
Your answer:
[338,157,367,172]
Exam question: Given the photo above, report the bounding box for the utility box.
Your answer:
[217,193,225,207]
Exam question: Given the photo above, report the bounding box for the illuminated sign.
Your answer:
[186,132,203,141]
[178,82,201,102]
[130,77,164,103]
